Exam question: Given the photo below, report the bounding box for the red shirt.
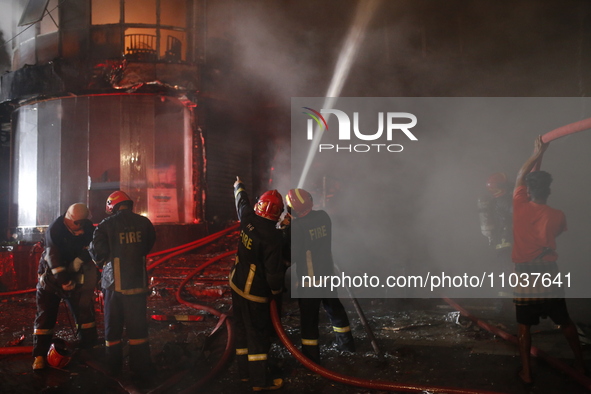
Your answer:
[512,185,566,263]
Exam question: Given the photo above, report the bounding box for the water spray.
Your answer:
[297,0,382,189]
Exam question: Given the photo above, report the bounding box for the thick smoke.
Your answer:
[0,0,15,72]
[207,1,591,297]
[291,98,591,298]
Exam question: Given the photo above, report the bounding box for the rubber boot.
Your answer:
[236,350,249,381]
[33,333,53,357]
[334,331,355,352]
[302,344,321,364]
[129,342,155,377]
[79,326,98,349]
[105,342,123,376]
[252,378,283,391]
[248,358,269,390]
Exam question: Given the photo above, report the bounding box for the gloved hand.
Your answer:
[62,281,75,292]
[71,257,84,272]
[278,212,291,229]
[234,176,242,188]
[271,288,284,316]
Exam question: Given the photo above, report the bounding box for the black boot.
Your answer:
[105,343,123,376]
[334,332,355,352]
[302,344,321,364]
[79,326,98,349]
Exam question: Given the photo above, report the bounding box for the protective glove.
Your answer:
[71,257,84,272]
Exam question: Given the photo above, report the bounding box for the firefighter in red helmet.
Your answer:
[230,176,285,391]
[90,191,157,383]
[486,172,509,198]
[32,203,98,370]
[478,172,513,253]
[285,188,355,364]
[478,172,514,300]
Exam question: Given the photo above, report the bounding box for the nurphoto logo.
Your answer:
[302,107,418,153]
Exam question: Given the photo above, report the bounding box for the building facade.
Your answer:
[0,0,254,243]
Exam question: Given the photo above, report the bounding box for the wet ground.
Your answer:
[1,232,591,393]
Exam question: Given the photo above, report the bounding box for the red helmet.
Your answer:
[285,188,313,218]
[254,190,284,221]
[106,191,133,214]
[47,339,72,369]
[486,172,508,198]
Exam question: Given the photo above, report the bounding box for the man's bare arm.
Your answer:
[515,135,549,188]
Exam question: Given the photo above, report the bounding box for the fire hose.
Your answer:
[541,116,591,143]
[0,346,33,355]
[443,297,591,391]
[145,228,503,393]
[4,106,591,388]
[0,227,584,393]
[144,116,591,392]
[152,242,505,393]
[146,249,237,394]
[0,288,36,296]
[147,223,239,271]
[269,298,505,394]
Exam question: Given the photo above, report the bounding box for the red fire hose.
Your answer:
[0,288,36,296]
[0,346,33,355]
[148,230,504,393]
[443,298,591,391]
[147,249,237,394]
[147,223,239,271]
[269,299,506,394]
[541,116,591,143]
[172,250,236,394]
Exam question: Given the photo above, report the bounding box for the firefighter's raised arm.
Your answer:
[233,176,251,221]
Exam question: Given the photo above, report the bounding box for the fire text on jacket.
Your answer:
[119,231,143,244]
[309,225,327,241]
[240,230,253,250]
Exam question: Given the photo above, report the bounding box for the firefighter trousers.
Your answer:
[103,289,152,376]
[298,297,355,362]
[231,289,275,387]
[33,282,98,357]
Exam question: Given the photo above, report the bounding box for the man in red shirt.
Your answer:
[513,136,585,385]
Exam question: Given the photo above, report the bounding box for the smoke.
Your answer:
[291,97,591,298]
[298,0,382,189]
[0,0,14,72]
[205,1,591,297]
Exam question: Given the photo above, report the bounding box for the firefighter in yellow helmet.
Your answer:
[285,188,355,364]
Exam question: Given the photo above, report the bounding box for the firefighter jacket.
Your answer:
[90,209,156,295]
[478,192,513,249]
[290,210,335,296]
[38,215,94,292]
[229,182,284,303]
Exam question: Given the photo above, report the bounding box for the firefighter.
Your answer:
[478,172,513,253]
[32,203,99,370]
[230,176,285,391]
[479,172,514,299]
[285,188,355,364]
[89,191,156,381]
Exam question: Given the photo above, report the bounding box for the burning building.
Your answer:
[0,0,259,247]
